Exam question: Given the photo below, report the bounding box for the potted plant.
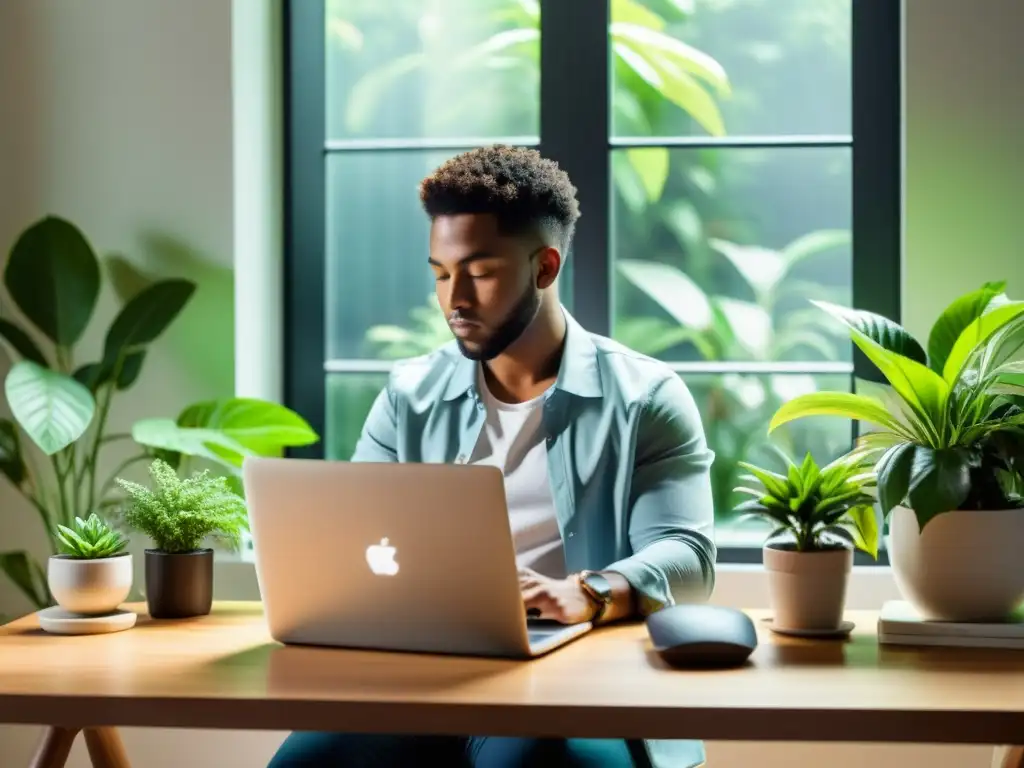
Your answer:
[769,282,1024,621]
[735,449,879,632]
[46,513,132,615]
[0,214,319,614]
[115,458,248,619]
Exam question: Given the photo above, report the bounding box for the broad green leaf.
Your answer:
[0,319,48,367]
[453,28,538,68]
[708,239,785,295]
[612,37,725,136]
[614,317,694,357]
[176,397,319,454]
[990,383,1024,398]
[0,550,48,608]
[625,148,669,203]
[811,299,927,364]
[994,360,1024,377]
[73,350,146,393]
[856,430,904,452]
[927,282,1005,375]
[610,22,730,95]
[906,447,975,531]
[661,200,704,253]
[845,504,879,559]
[812,488,870,518]
[716,297,772,358]
[736,461,789,499]
[848,329,950,438]
[131,418,254,468]
[769,392,905,435]
[617,260,712,330]
[875,442,914,516]
[823,525,855,549]
[102,279,195,362]
[115,350,146,389]
[610,148,648,215]
[4,361,95,455]
[944,301,1024,385]
[0,418,26,487]
[3,216,101,346]
[781,229,851,266]
[733,499,792,528]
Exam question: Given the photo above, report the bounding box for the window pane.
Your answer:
[684,372,853,538]
[326,0,539,141]
[611,146,851,363]
[610,0,850,138]
[326,373,390,460]
[326,150,454,360]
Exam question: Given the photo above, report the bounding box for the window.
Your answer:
[283,0,901,564]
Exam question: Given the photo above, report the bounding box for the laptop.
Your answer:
[241,457,592,659]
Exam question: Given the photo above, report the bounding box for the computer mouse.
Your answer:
[645,603,758,669]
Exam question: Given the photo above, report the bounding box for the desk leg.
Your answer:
[993,746,1024,768]
[83,728,131,768]
[29,727,79,768]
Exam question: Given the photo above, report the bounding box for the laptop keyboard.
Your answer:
[527,620,566,642]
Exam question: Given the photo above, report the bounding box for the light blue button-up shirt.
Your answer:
[350,309,717,768]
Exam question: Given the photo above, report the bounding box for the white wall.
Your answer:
[1,0,1020,765]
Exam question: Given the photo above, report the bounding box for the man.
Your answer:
[270,146,716,768]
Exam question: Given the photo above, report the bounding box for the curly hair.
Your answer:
[419,145,581,251]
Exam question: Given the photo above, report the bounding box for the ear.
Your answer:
[535,246,562,290]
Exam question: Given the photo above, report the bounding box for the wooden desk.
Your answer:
[2,602,1023,768]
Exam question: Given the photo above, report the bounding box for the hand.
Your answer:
[519,567,596,625]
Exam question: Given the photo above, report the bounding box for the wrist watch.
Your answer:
[577,570,614,622]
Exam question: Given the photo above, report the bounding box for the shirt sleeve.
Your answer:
[604,373,717,614]
[350,384,399,462]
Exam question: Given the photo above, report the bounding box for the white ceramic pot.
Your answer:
[47,553,133,615]
[888,505,1024,621]
[763,545,852,631]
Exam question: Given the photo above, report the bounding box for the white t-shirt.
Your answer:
[469,368,566,578]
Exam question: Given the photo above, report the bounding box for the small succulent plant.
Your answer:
[55,513,129,559]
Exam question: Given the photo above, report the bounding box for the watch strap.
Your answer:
[577,570,613,622]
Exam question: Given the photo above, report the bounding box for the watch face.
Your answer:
[585,572,613,600]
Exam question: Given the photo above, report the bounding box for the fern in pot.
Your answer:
[735,449,879,633]
[115,459,247,619]
[769,282,1024,621]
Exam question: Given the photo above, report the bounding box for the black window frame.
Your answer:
[283,0,902,566]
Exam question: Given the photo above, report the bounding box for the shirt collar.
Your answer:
[441,307,602,401]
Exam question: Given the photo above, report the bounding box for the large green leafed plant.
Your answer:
[769,282,1024,533]
[0,216,319,611]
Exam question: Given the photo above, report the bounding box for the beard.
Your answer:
[451,282,541,362]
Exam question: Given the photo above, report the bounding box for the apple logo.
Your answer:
[365,537,399,576]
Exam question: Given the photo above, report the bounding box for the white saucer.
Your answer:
[762,618,855,639]
[37,607,137,635]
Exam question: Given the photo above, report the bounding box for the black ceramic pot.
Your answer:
[144,549,214,619]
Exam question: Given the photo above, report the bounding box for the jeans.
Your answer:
[268,732,647,767]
